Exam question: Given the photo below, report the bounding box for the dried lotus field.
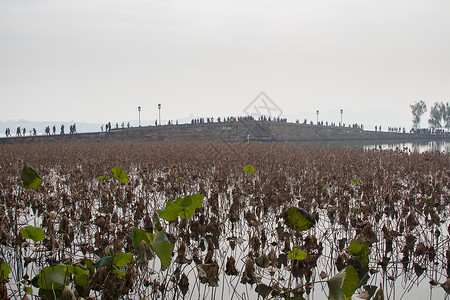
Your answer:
[0,140,449,300]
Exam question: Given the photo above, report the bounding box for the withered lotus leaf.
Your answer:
[241,258,259,285]
[225,256,239,276]
[197,261,219,287]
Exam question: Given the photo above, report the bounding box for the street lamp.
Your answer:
[158,104,161,126]
[316,110,319,125]
[138,106,141,127]
[340,109,343,126]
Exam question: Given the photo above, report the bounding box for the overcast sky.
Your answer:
[1,0,449,129]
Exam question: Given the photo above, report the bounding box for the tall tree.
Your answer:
[428,102,444,130]
[443,102,450,132]
[410,100,427,129]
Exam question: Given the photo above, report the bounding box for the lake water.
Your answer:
[284,140,449,154]
[364,140,449,153]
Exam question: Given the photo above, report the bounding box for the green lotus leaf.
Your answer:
[95,256,113,268]
[21,163,43,190]
[283,207,316,232]
[112,166,129,184]
[20,225,45,242]
[31,265,70,291]
[0,263,11,281]
[243,164,256,174]
[288,248,308,261]
[157,194,203,221]
[113,252,132,268]
[150,231,174,268]
[96,175,110,181]
[348,239,370,268]
[328,265,359,300]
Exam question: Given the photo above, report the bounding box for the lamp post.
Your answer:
[316,110,319,125]
[158,104,161,126]
[138,106,141,127]
[340,109,343,126]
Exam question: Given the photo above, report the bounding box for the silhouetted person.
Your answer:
[60,124,65,134]
[16,127,21,136]
[53,125,56,134]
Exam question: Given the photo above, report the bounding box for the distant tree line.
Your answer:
[410,100,450,132]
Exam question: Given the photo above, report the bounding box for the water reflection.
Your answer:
[285,140,449,154]
[365,140,449,153]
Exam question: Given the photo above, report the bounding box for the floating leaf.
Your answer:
[31,265,70,291]
[96,175,110,181]
[20,225,45,242]
[157,194,203,221]
[113,252,132,268]
[328,265,359,300]
[150,231,174,268]
[0,263,11,281]
[112,166,129,183]
[288,248,308,261]
[243,164,256,174]
[21,163,43,190]
[283,207,315,232]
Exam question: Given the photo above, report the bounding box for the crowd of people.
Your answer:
[101,122,131,132]
[4,127,37,137]
[190,115,288,124]
[388,127,406,133]
[294,119,364,129]
[410,128,447,135]
[4,123,77,137]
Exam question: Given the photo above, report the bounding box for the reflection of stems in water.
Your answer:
[14,191,23,299]
[230,242,250,300]
[287,232,294,297]
[266,280,329,300]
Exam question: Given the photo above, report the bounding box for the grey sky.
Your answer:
[1,0,449,129]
